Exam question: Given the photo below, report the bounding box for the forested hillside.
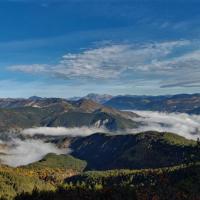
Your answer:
[14,164,200,200]
[67,131,199,170]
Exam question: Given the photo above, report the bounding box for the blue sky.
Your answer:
[1,0,200,97]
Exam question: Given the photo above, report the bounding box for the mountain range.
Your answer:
[0,94,199,199]
[104,93,200,114]
[1,93,200,114]
[0,98,139,132]
[70,93,200,114]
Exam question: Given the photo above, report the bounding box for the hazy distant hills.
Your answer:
[83,93,113,104]
[67,93,113,104]
[0,98,139,131]
[1,93,200,114]
[104,93,200,114]
[69,93,200,114]
[0,94,112,109]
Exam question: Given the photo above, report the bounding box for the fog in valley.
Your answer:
[130,111,200,140]
[0,111,199,167]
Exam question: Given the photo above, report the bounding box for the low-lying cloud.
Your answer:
[0,113,199,167]
[22,126,106,137]
[130,111,200,140]
[0,127,105,167]
[21,115,200,141]
[0,138,67,167]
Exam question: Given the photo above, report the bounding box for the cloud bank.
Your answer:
[0,138,67,167]
[22,126,106,137]
[0,113,199,167]
[130,111,200,140]
[0,126,105,167]
[21,114,200,141]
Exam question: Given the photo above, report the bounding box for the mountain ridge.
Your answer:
[104,93,200,114]
[0,99,139,132]
[57,131,199,170]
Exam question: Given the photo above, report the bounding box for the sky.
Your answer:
[1,0,200,97]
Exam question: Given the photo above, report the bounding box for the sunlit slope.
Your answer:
[0,99,139,131]
[0,153,87,200]
[13,164,200,200]
[25,153,87,172]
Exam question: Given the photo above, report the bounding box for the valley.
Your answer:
[0,96,199,199]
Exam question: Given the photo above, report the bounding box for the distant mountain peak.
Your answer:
[29,96,44,101]
[73,98,102,112]
[83,93,113,104]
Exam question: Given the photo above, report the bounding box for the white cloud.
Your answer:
[156,50,200,88]
[0,138,67,167]
[8,40,191,81]
[20,114,200,141]
[22,126,106,137]
[0,126,105,167]
[129,111,200,140]
[9,64,49,74]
